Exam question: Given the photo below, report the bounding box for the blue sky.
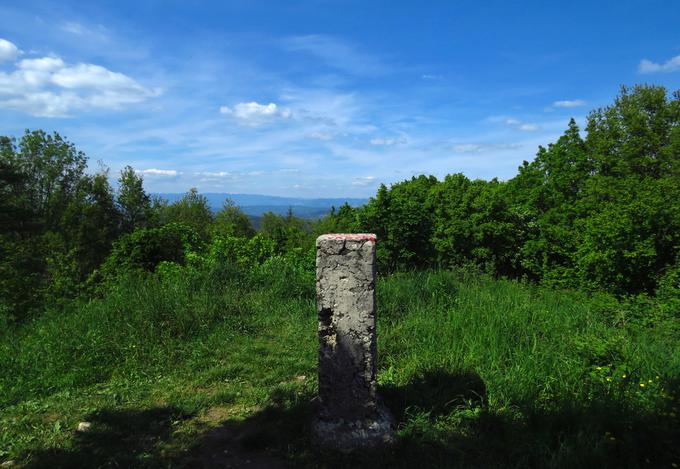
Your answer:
[1,0,679,197]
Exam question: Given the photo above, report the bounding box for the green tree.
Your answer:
[99,223,201,284]
[211,199,255,238]
[571,85,680,293]
[313,203,360,237]
[359,176,438,271]
[58,168,122,286]
[260,209,311,252]
[161,188,213,242]
[117,166,152,232]
[7,130,87,230]
[0,131,123,319]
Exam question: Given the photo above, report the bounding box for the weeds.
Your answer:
[1,266,679,467]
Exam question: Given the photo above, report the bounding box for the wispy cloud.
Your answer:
[196,171,232,178]
[518,123,539,131]
[220,101,292,126]
[136,168,179,176]
[639,54,680,73]
[553,99,586,108]
[452,143,522,153]
[195,170,267,180]
[60,21,109,40]
[353,176,376,186]
[370,136,406,146]
[0,38,160,117]
[501,117,540,132]
[306,131,335,141]
[282,34,386,76]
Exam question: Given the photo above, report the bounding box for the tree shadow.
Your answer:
[380,368,488,421]
[20,371,680,469]
[25,406,195,468]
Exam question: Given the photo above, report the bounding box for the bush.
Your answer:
[97,223,201,285]
[656,263,680,318]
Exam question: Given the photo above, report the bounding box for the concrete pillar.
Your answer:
[313,233,394,451]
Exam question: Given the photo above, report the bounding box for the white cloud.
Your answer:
[421,74,443,80]
[519,123,539,131]
[553,99,586,108]
[370,137,406,146]
[639,54,680,73]
[18,56,65,72]
[195,170,265,179]
[220,101,292,126]
[136,168,178,176]
[0,38,20,62]
[52,63,147,91]
[307,131,334,140]
[452,143,522,154]
[0,41,159,117]
[197,171,231,178]
[502,117,540,132]
[353,176,376,186]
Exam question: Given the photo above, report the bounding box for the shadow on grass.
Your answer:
[22,370,680,469]
[25,406,195,468]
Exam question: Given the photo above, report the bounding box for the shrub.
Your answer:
[97,223,201,285]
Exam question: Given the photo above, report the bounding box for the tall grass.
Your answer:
[1,264,678,467]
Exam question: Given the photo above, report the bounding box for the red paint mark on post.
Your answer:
[317,233,377,242]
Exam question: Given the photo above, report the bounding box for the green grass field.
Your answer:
[1,264,679,468]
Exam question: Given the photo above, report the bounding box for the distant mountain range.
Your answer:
[153,193,369,219]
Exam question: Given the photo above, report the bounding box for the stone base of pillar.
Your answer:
[312,404,395,453]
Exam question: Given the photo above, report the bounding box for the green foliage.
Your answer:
[359,176,438,272]
[98,223,201,285]
[260,209,312,252]
[1,266,678,467]
[0,131,124,321]
[429,175,522,275]
[117,166,153,232]
[160,188,213,242]
[211,199,255,238]
[3,85,678,324]
[4,129,87,230]
[312,202,360,236]
[207,234,276,269]
[656,263,680,318]
[334,85,680,297]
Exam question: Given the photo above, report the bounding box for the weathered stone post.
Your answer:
[313,233,394,451]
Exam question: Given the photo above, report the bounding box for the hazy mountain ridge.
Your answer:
[153,193,369,218]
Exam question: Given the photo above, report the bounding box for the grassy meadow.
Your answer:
[1,263,679,468]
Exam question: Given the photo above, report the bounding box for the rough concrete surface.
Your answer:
[313,233,394,452]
